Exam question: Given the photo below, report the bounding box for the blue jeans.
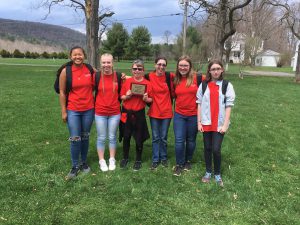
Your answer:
[150,117,171,163]
[67,109,94,167]
[95,114,121,151]
[173,112,198,166]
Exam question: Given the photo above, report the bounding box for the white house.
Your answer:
[226,33,245,63]
[291,40,300,71]
[255,50,281,67]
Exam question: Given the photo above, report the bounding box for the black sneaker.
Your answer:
[161,160,168,167]
[150,162,159,170]
[67,166,80,179]
[133,161,142,171]
[80,163,91,173]
[173,165,183,176]
[120,159,129,168]
[184,161,192,171]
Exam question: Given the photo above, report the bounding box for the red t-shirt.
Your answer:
[67,64,94,111]
[120,77,152,111]
[203,81,219,132]
[95,72,120,116]
[147,72,174,119]
[174,75,198,116]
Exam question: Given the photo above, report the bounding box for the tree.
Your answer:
[0,49,11,58]
[126,26,151,59]
[102,23,129,61]
[13,49,24,58]
[163,30,172,45]
[39,0,114,68]
[264,0,300,82]
[191,0,252,61]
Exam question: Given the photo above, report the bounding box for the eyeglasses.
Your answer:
[156,63,166,67]
[210,68,222,72]
[132,67,143,71]
[179,64,190,68]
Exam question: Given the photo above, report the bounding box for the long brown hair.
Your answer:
[206,59,224,82]
[174,55,194,87]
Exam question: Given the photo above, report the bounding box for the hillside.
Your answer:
[0,18,86,53]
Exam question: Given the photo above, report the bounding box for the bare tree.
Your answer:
[163,30,172,45]
[190,0,252,61]
[38,0,114,68]
[264,0,300,82]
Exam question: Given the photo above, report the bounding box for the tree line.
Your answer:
[0,49,68,59]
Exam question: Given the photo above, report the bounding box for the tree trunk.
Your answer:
[296,43,300,82]
[85,0,99,69]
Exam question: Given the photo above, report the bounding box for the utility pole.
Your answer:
[182,0,188,55]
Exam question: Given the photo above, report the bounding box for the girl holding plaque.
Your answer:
[119,59,153,171]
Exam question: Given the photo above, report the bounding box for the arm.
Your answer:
[197,104,204,132]
[121,90,132,101]
[218,107,232,134]
[59,68,68,123]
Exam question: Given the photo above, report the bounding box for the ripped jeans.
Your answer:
[67,109,94,167]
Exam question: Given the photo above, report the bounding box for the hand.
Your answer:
[121,73,127,80]
[126,90,132,99]
[143,93,148,102]
[218,125,228,134]
[198,122,204,132]
[62,112,67,123]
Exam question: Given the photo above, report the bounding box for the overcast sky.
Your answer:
[0,0,185,44]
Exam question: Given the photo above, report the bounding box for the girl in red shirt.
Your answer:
[119,59,153,171]
[196,60,236,187]
[95,53,122,172]
[173,56,198,176]
[146,57,175,170]
[59,46,95,179]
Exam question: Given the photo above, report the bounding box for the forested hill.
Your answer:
[0,18,86,51]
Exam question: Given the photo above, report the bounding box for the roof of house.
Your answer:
[257,49,280,56]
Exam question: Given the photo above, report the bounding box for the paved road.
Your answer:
[243,70,294,77]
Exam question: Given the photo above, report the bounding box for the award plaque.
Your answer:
[130,83,146,95]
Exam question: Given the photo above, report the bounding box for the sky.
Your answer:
[0,0,186,44]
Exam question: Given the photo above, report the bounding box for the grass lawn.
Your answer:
[0,59,299,224]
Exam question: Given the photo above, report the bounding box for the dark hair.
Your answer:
[174,55,194,87]
[206,59,224,81]
[69,46,86,58]
[155,56,168,66]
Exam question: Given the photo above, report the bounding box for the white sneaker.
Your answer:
[109,158,116,171]
[99,159,108,172]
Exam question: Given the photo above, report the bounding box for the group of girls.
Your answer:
[58,46,235,187]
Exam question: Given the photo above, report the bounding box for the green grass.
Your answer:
[0,59,299,225]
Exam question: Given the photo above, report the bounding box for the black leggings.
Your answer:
[123,137,143,161]
[203,132,224,175]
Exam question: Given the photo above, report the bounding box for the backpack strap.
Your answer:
[116,72,122,96]
[84,63,94,75]
[222,80,229,104]
[65,65,72,94]
[202,80,208,95]
[94,71,100,102]
[165,72,173,104]
[196,72,203,87]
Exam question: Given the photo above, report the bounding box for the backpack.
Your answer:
[144,72,173,104]
[94,71,122,102]
[54,61,94,94]
[201,80,229,103]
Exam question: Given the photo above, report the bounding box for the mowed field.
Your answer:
[0,58,299,225]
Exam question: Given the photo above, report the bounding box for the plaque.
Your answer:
[130,83,146,95]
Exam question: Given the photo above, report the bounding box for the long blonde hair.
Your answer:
[174,55,195,87]
[100,53,117,93]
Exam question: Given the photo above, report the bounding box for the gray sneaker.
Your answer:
[67,166,80,179]
[80,163,91,173]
